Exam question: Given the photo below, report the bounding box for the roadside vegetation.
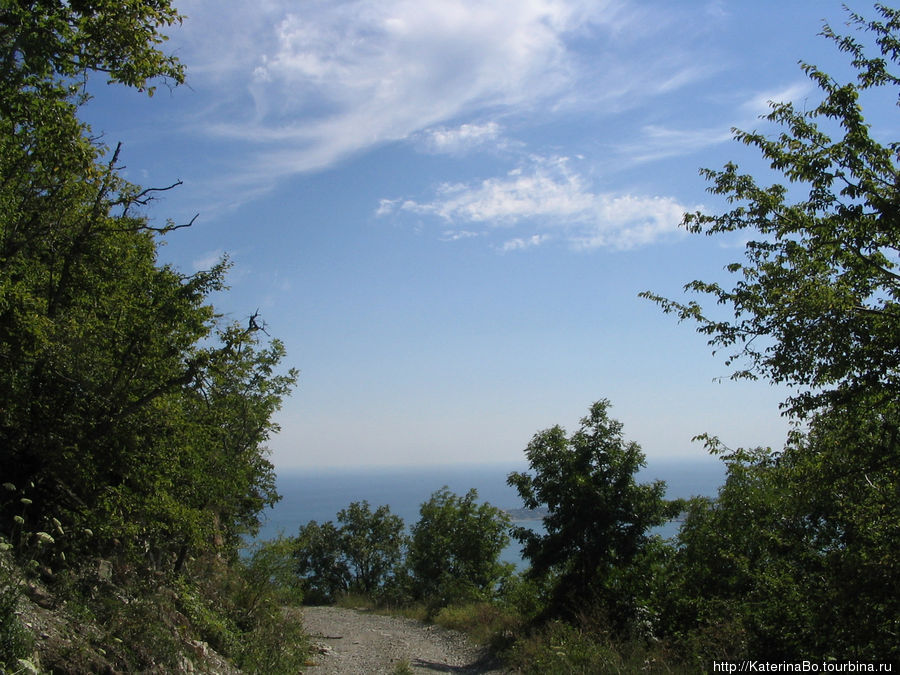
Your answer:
[0,1,307,671]
[1,1,898,672]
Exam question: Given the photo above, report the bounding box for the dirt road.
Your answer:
[302,606,513,674]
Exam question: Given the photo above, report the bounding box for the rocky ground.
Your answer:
[302,605,514,674]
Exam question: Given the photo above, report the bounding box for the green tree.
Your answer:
[0,0,298,571]
[337,500,406,596]
[508,400,679,630]
[660,415,900,662]
[293,520,349,604]
[657,441,806,662]
[0,2,305,669]
[641,8,900,661]
[293,502,406,603]
[407,487,512,608]
[640,5,900,417]
[775,403,900,661]
[0,0,184,94]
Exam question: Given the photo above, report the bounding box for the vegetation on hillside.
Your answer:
[0,1,306,671]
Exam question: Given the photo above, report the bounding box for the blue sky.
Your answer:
[81,1,895,468]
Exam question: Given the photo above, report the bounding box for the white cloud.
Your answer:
[192,1,593,169]
[169,0,702,201]
[616,124,734,165]
[378,156,692,250]
[501,234,551,252]
[614,81,814,166]
[740,82,812,117]
[191,248,225,272]
[376,198,402,217]
[569,193,690,250]
[440,230,482,242]
[400,157,595,224]
[419,121,504,155]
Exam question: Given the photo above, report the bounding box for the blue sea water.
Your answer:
[254,458,726,567]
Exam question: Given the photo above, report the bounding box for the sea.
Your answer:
[253,458,726,568]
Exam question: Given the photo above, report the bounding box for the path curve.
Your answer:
[302,606,513,674]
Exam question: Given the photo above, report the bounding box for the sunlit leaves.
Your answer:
[0,0,297,573]
[508,400,680,630]
[641,5,900,416]
[407,487,512,608]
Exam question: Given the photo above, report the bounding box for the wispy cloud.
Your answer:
[170,0,702,204]
[440,229,482,242]
[501,234,552,252]
[377,156,692,250]
[418,121,505,155]
[191,248,225,272]
[615,124,734,165]
[614,81,813,165]
[181,1,595,175]
[739,82,813,117]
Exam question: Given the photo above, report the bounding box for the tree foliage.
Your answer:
[293,501,406,603]
[407,487,512,608]
[659,414,900,663]
[1,0,184,96]
[640,6,900,662]
[0,0,297,573]
[640,4,900,416]
[508,400,679,629]
[0,2,307,669]
[337,500,406,596]
[292,491,513,610]
[292,520,349,605]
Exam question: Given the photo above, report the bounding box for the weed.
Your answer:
[433,602,521,646]
[335,592,377,611]
[391,657,414,674]
[0,571,32,670]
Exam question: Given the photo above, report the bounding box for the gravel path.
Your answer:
[302,606,513,674]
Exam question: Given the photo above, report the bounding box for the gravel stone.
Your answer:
[302,606,514,674]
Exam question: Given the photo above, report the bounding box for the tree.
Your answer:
[640,5,900,417]
[656,441,809,662]
[0,0,298,571]
[406,487,512,608]
[0,1,184,99]
[641,8,900,660]
[336,501,406,596]
[293,521,349,604]
[292,502,406,603]
[774,403,900,661]
[508,400,679,630]
[0,3,305,669]
[659,413,900,663]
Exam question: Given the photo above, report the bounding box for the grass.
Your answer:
[433,602,521,646]
[333,593,695,673]
[391,658,414,674]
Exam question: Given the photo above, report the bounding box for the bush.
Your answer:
[508,621,622,674]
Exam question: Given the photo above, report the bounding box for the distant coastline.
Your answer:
[504,507,548,522]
